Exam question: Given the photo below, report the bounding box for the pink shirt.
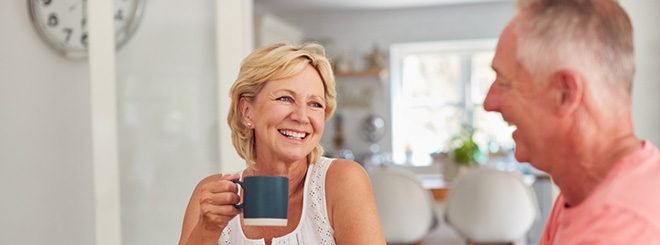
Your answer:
[540,141,660,244]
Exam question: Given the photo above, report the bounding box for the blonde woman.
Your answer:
[179,43,385,245]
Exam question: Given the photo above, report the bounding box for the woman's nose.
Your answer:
[290,105,310,124]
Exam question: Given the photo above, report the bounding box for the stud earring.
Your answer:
[247,122,252,127]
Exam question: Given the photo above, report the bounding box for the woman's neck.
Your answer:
[246,158,309,196]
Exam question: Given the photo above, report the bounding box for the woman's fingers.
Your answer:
[202,173,240,194]
[200,192,240,206]
[199,204,239,228]
[200,201,240,217]
[196,173,243,228]
[220,173,240,181]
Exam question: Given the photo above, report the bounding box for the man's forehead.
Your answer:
[492,27,516,70]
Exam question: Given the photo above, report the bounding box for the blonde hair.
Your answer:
[227,43,337,169]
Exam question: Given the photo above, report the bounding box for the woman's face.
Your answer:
[243,64,327,164]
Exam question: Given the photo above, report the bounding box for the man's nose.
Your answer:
[483,83,500,112]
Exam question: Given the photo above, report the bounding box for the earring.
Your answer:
[247,122,252,128]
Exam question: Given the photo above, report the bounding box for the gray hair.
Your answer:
[514,0,634,93]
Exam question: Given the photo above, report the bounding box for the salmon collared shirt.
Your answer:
[540,141,660,244]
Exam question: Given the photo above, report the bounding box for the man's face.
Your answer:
[483,16,556,170]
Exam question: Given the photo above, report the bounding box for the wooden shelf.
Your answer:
[334,68,385,77]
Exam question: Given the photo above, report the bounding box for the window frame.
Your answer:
[390,39,498,166]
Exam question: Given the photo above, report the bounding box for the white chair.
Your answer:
[369,168,438,244]
[444,168,539,244]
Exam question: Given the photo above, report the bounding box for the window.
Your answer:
[390,39,514,166]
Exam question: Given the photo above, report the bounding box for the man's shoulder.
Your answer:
[552,204,660,244]
[577,144,660,230]
[596,141,660,198]
[604,141,660,198]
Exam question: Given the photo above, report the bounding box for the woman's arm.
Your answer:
[179,173,241,245]
[326,159,386,244]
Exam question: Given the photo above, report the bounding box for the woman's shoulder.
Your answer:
[323,158,381,236]
[326,158,365,176]
[325,158,370,192]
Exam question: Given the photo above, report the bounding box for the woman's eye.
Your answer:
[311,102,324,108]
[277,96,292,102]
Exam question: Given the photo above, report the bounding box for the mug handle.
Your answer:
[231,180,244,209]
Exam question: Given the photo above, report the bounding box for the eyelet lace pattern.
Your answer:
[218,157,336,245]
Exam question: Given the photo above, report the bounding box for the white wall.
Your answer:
[0,0,250,244]
[621,0,660,145]
[0,2,95,244]
[115,1,220,244]
[266,2,515,70]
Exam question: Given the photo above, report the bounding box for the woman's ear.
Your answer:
[552,70,583,118]
[239,97,253,126]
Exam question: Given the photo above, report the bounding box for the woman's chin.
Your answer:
[277,151,310,163]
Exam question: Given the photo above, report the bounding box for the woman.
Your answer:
[179,43,385,245]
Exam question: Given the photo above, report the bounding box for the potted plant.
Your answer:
[451,126,481,166]
[443,125,482,181]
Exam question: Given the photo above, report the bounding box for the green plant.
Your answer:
[450,125,481,166]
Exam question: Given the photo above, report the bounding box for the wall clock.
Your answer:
[28,0,146,59]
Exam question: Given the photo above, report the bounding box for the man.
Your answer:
[483,0,660,243]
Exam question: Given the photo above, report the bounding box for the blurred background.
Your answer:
[1,0,658,244]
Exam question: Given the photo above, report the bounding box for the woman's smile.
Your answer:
[278,129,309,141]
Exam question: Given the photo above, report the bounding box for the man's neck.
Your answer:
[554,135,642,206]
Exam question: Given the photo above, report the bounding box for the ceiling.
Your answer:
[255,0,511,12]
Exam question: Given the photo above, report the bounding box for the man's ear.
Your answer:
[239,97,253,124]
[552,70,583,118]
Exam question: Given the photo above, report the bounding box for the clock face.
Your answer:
[29,0,145,59]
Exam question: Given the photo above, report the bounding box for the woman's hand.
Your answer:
[197,174,241,230]
[179,173,241,245]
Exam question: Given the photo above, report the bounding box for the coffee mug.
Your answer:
[232,176,289,226]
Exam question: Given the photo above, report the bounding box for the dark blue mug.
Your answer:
[232,176,288,226]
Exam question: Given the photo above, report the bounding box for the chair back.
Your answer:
[444,168,539,243]
[369,168,437,244]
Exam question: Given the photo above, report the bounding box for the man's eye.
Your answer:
[494,78,509,88]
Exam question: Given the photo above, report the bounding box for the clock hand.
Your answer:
[81,0,87,29]
[82,0,87,16]
[68,0,81,12]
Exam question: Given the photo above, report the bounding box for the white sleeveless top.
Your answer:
[218,157,336,245]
